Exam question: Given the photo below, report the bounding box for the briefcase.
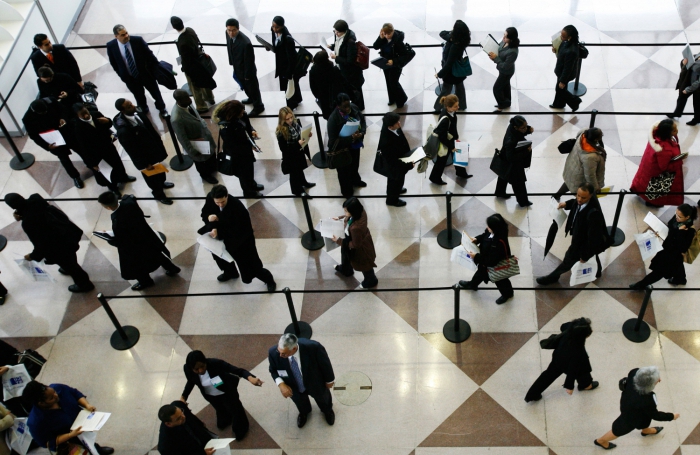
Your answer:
[373,151,392,178]
[327,139,352,170]
[293,39,313,77]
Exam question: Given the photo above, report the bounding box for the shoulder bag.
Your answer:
[355,41,370,69]
[216,130,236,176]
[398,42,416,67]
[327,138,352,169]
[291,37,312,77]
[197,42,217,77]
[683,230,700,264]
[558,138,576,154]
[487,239,520,282]
[645,171,675,200]
[373,150,392,178]
[452,49,473,78]
[423,116,448,159]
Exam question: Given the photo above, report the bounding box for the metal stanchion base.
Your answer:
[301,230,324,251]
[285,321,313,339]
[9,153,35,170]
[622,319,650,343]
[607,226,625,247]
[434,85,456,96]
[0,235,6,252]
[110,326,140,350]
[567,81,587,97]
[437,229,461,249]
[443,319,471,343]
[169,155,193,171]
[311,151,328,169]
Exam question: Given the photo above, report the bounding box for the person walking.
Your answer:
[377,112,413,206]
[458,214,515,304]
[309,50,345,120]
[328,20,365,110]
[372,23,408,108]
[525,317,598,402]
[269,16,303,110]
[430,94,470,184]
[492,115,533,207]
[489,27,519,111]
[668,52,700,125]
[553,128,606,200]
[433,20,471,112]
[32,33,83,87]
[630,203,696,289]
[171,17,216,113]
[550,25,582,112]
[276,107,315,196]
[225,18,264,116]
[594,366,679,450]
[327,93,367,198]
[332,197,378,289]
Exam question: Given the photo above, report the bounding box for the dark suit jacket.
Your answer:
[377,127,412,179]
[618,368,674,430]
[226,31,257,80]
[113,112,167,169]
[31,45,82,83]
[494,123,532,184]
[199,194,254,252]
[157,401,212,455]
[270,26,297,79]
[219,113,257,169]
[437,30,467,84]
[433,109,458,151]
[562,197,608,261]
[106,36,159,83]
[268,338,335,397]
[176,28,216,89]
[372,30,407,63]
[330,30,364,88]
[550,321,592,390]
[71,109,117,167]
[649,216,695,276]
[18,194,82,264]
[37,72,82,108]
[22,101,77,153]
[327,103,366,147]
[554,40,579,83]
[181,358,254,401]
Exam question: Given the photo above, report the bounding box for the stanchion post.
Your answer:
[607,189,627,247]
[162,113,193,171]
[443,284,471,343]
[567,58,587,97]
[300,192,324,251]
[622,285,652,343]
[97,293,140,350]
[283,287,313,339]
[311,111,328,169]
[437,192,461,249]
[589,109,598,128]
[1,118,35,171]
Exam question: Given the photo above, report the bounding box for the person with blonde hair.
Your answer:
[276,107,315,195]
[430,94,470,184]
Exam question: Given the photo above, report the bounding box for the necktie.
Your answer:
[46,53,54,64]
[124,44,139,77]
[289,356,305,393]
[571,205,580,228]
[188,106,197,117]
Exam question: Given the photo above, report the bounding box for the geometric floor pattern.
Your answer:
[2,0,700,454]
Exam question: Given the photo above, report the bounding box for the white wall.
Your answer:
[39,0,85,43]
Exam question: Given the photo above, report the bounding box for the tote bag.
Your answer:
[452,52,473,78]
[486,240,520,282]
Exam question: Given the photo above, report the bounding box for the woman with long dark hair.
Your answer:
[332,197,378,288]
[433,20,471,112]
[309,51,345,119]
[490,27,519,111]
[492,115,533,206]
[550,24,582,111]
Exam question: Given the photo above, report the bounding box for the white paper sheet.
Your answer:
[71,410,111,432]
[643,212,669,240]
[569,259,598,286]
[285,79,295,99]
[480,34,499,55]
[399,147,426,163]
[552,32,562,52]
[300,124,312,146]
[461,231,480,254]
[683,45,694,69]
[39,130,66,146]
[549,198,568,228]
[320,218,345,239]
[339,121,360,137]
[197,234,234,262]
[206,437,235,455]
[451,245,477,271]
[192,140,211,156]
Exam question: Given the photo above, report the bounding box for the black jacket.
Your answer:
[472,231,510,282]
[219,113,257,171]
[554,40,579,83]
[377,127,413,179]
[157,401,212,455]
[268,338,335,397]
[617,368,675,430]
[22,101,78,153]
[37,72,82,111]
[649,216,695,276]
[113,112,167,170]
[226,31,257,80]
[270,26,297,79]
[71,109,118,168]
[562,197,608,261]
[199,194,254,252]
[550,321,593,390]
[330,30,364,88]
[18,194,82,264]
[106,36,159,83]
[492,123,532,184]
[31,45,82,83]
[327,104,366,148]
[372,30,407,65]
[309,62,345,119]
[182,358,254,400]
[176,27,217,89]
[434,110,458,151]
[277,119,310,175]
[437,30,467,84]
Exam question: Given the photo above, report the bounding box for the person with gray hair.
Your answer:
[268,333,336,428]
[594,366,679,450]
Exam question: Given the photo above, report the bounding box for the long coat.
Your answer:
[630,122,684,206]
[472,230,511,283]
[562,196,608,261]
[226,31,257,80]
[649,215,695,278]
[562,130,606,193]
[31,45,82,83]
[113,112,168,170]
[334,211,376,272]
[219,113,257,176]
[491,123,531,184]
[377,126,413,180]
[309,62,345,119]
[71,109,119,168]
[20,194,82,264]
[554,40,579,84]
[22,101,80,157]
[329,30,364,90]
[176,27,217,89]
[170,104,216,161]
[277,119,309,175]
[270,26,298,82]
[436,30,467,85]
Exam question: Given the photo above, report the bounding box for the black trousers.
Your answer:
[56,253,93,289]
[430,154,469,181]
[236,161,258,193]
[336,166,354,198]
[212,254,274,285]
[383,67,407,106]
[546,248,602,280]
[193,155,217,179]
[51,146,80,179]
[466,266,514,298]
[142,171,166,199]
[495,177,529,205]
[125,76,165,110]
[672,89,700,120]
[493,73,513,108]
[291,386,333,415]
[239,75,264,110]
[525,363,592,401]
[386,173,406,203]
[0,281,7,296]
[553,182,570,200]
[207,392,249,438]
[134,252,179,285]
[280,75,303,109]
[552,81,581,109]
[350,148,362,184]
[102,147,130,184]
[289,169,307,195]
[637,264,686,287]
[434,81,466,110]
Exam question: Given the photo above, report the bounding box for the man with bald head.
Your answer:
[170,90,218,184]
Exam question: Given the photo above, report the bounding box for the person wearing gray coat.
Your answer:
[553,128,606,200]
[170,89,219,184]
[490,27,519,111]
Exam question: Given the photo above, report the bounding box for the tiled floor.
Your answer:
[2,0,700,454]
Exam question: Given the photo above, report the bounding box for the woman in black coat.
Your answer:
[551,25,582,111]
[492,115,533,207]
[434,20,471,112]
[270,16,302,109]
[630,203,697,289]
[524,317,598,402]
[372,23,408,108]
[276,107,315,195]
[377,112,413,206]
[309,51,345,119]
[216,100,264,197]
[327,93,366,198]
[430,94,470,184]
[595,366,679,450]
[458,214,514,304]
[180,350,263,440]
[329,20,365,110]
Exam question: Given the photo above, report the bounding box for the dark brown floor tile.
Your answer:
[301,249,359,323]
[662,331,700,363]
[613,60,678,90]
[418,388,544,447]
[195,405,279,449]
[424,197,527,238]
[672,448,681,455]
[516,90,567,149]
[586,90,622,154]
[373,242,420,329]
[443,157,496,192]
[684,422,700,444]
[422,332,535,385]
[249,199,302,238]
[26,161,94,198]
[531,239,581,328]
[178,334,280,374]
[549,449,558,455]
[0,336,53,352]
[0,219,29,241]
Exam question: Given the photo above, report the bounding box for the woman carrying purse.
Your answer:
[430,94,470,185]
[331,197,378,289]
[275,107,316,196]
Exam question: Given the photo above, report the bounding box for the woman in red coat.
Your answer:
[630,119,685,207]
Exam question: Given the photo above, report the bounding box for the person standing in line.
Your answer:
[113,98,175,205]
[268,333,336,428]
[171,17,216,114]
[430,94,470,185]
[5,193,94,293]
[226,18,265,117]
[157,402,215,455]
[309,50,345,120]
[433,20,471,113]
[550,25,582,112]
[489,27,519,111]
[32,33,83,88]
[0,276,6,306]
[170,90,219,184]
[269,16,302,110]
[332,197,378,289]
[525,317,598,402]
[106,24,168,116]
[492,115,533,207]
[553,128,606,200]
[97,192,180,291]
[372,23,408,108]
[180,350,263,441]
[377,112,413,207]
[199,184,277,292]
[276,107,316,196]
[594,366,679,450]
[668,52,700,125]
[327,93,367,198]
[36,66,83,117]
[458,214,515,304]
[328,20,365,110]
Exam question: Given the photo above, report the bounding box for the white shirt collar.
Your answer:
[578,202,588,211]
[177,28,186,35]
[390,128,400,136]
[40,48,50,56]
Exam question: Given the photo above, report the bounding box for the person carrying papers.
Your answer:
[486,28,519,111]
[630,204,697,289]
[158,401,218,455]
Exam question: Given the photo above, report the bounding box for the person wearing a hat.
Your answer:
[170,16,216,114]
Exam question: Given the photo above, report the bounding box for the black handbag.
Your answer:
[373,151,392,178]
[539,333,563,350]
[292,37,312,77]
[645,171,675,200]
[489,148,509,176]
[215,132,236,176]
[198,44,217,77]
[398,43,416,67]
[618,377,627,391]
[558,138,576,154]
[327,139,352,170]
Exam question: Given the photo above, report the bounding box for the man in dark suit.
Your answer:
[378,112,413,206]
[268,333,335,428]
[199,184,276,291]
[22,99,84,189]
[97,192,180,290]
[32,34,83,88]
[106,25,167,116]
[329,20,365,110]
[37,67,82,117]
[157,401,215,455]
[226,18,264,116]
[171,17,216,113]
[113,98,174,204]
[269,16,302,110]
[536,183,609,285]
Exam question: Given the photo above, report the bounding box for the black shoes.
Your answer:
[132,281,154,291]
[687,119,699,126]
[594,440,616,450]
[95,445,114,455]
[159,109,168,117]
[360,280,378,289]
[400,187,407,194]
[159,198,173,205]
[579,381,599,391]
[335,265,354,277]
[125,175,137,182]
[519,201,533,207]
[243,191,263,198]
[165,266,181,277]
[430,179,447,185]
[58,267,69,275]
[267,281,277,293]
[0,295,5,305]
[353,181,367,188]
[386,199,406,207]
[217,272,239,282]
[256,183,265,190]
[536,276,559,286]
[641,426,663,437]
[163,182,175,189]
[458,280,475,290]
[249,107,264,117]
[73,177,84,189]
[496,194,511,199]
[668,278,687,285]
[297,412,308,428]
[667,113,679,119]
[68,283,95,293]
[202,175,219,184]
[325,410,335,425]
[629,282,645,290]
[495,294,513,305]
[303,182,317,188]
[241,98,252,105]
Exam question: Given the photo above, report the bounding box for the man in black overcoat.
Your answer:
[377,112,413,206]
[157,401,215,455]
[37,67,83,117]
[270,16,302,110]
[226,19,264,116]
[32,33,83,87]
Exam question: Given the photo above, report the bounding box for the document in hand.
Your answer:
[461,230,480,254]
[2,364,31,400]
[92,231,115,241]
[285,79,295,99]
[320,36,333,49]
[549,198,567,228]
[71,410,111,432]
[300,124,312,146]
[399,147,427,164]
[371,57,390,69]
[635,231,663,261]
[339,121,360,137]
[39,130,66,147]
[597,185,614,198]
[197,234,234,262]
[569,259,598,286]
[192,140,211,156]
[205,438,236,455]
[320,218,345,239]
[683,45,694,69]
[454,142,469,168]
[552,32,562,53]
[451,245,477,271]
[255,35,273,51]
[141,163,169,176]
[643,212,669,240]
[480,34,499,55]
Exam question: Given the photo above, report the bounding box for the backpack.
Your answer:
[683,229,700,264]
[355,41,370,70]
